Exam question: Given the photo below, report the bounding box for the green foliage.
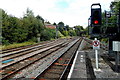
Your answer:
[65,25,70,31]
[2,8,44,45]
[68,30,76,36]
[23,9,44,39]
[110,1,120,14]
[30,37,37,42]
[2,8,81,46]
[2,41,35,50]
[74,25,84,36]
[2,14,27,43]
[58,22,65,34]
[40,28,56,41]
[57,31,64,37]
[57,22,73,37]
[62,31,69,36]
[1,37,10,45]
[58,22,64,27]
[101,1,120,33]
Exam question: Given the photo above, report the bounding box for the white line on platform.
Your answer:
[67,51,79,79]
[80,55,83,62]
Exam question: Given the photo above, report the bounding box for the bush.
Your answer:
[57,31,64,38]
[31,37,38,42]
[62,31,69,36]
[69,30,76,36]
[2,37,10,45]
[40,28,56,41]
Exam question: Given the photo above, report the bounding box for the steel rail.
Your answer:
[1,41,69,80]
[1,40,65,62]
[33,38,81,80]
[59,39,82,80]
[1,41,66,69]
[1,40,62,57]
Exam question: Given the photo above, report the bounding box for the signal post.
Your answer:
[90,3,102,70]
[92,38,100,70]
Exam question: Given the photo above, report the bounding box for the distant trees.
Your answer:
[57,22,78,37]
[100,1,120,34]
[23,8,44,41]
[40,28,56,41]
[2,10,28,44]
[109,1,120,27]
[74,25,84,36]
[69,29,76,36]
[1,8,56,45]
[1,8,87,45]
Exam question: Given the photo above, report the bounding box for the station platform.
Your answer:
[67,39,120,80]
[67,39,88,79]
[67,50,87,79]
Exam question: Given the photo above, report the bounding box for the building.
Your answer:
[45,24,56,29]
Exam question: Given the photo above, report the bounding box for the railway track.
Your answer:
[101,54,120,73]
[1,38,68,54]
[1,39,65,57]
[0,40,55,54]
[1,39,67,63]
[1,37,78,80]
[31,38,82,80]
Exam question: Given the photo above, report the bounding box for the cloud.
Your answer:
[0,0,114,28]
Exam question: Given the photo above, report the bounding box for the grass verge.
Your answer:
[1,37,72,50]
[1,41,36,50]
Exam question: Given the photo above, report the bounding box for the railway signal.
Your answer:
[91,8,101,26]
[91,3,102,34]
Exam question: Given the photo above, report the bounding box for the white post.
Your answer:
[95,49,99,69]
[95,38,99,69]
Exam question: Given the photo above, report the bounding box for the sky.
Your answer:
[0,0,114,28]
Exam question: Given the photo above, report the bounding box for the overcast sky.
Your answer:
[1,0,114,28]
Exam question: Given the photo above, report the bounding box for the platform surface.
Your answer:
[68,39,120,80]
[67,50,87,79]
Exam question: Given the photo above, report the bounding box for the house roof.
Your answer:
[45,24,56,29]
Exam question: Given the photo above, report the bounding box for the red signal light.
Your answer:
[94,20,99,24]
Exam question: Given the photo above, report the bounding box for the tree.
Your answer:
[2,9,10,44]
[57,22,70,36]
[23,8,44,41]
[58,22,64,27]
[2,9,29,44]
[40,28,56,41]
[69,30,76,36]
[74,25,84,36]
[53,22,57,25]
[65,25,70,31]
[36,15,45,25]
[2,8,45,44]
[102,1,120,34]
